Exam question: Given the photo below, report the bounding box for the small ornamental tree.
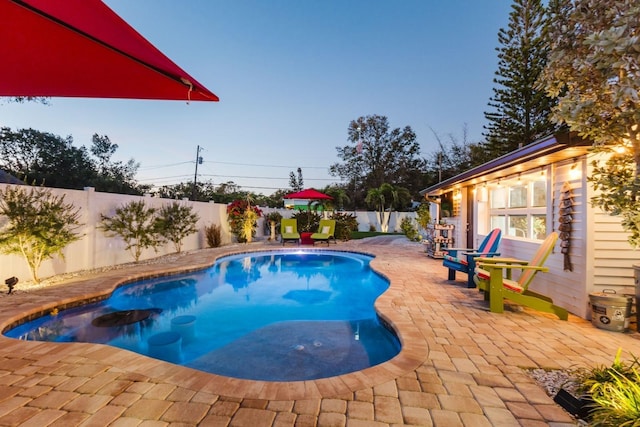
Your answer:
[226,198,262,243]
[100,200,161,261]
[264,211,283,241]
[156,202,199,253]
[0,185,83,283]
[416,202,431,231]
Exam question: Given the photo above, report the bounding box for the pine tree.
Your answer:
[483,0,556,159]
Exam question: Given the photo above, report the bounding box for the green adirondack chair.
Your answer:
[473,232,568,320]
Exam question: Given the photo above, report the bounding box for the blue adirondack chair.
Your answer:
[442,228,502,288]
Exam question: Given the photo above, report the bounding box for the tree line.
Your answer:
[3,0,635,224]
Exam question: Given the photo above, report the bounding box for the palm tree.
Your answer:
[365,184,392,232]
[323,186,351,211]
[365,183,413,232]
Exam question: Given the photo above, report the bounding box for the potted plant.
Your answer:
[264,211,282,241]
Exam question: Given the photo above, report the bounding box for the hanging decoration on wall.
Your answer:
[558,182,574,271]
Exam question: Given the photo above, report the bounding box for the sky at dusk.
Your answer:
[1,0,514,195]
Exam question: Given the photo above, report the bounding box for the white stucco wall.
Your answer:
[0,184,417,283]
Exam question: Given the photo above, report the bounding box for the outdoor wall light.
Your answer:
[5,276,18,294]
[569,159,581,180]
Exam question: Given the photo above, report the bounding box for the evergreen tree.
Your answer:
[483,0,556,158]
[289,167,304,191]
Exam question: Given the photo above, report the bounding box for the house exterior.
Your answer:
[420,132,638,320]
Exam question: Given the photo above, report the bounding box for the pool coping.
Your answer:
[0,244,428,400]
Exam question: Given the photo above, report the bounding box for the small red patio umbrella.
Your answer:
[284,189,333,200]
[0,0,218,102]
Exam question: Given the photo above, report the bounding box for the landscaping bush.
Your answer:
[330,212,358,241]
[0,186,83,283]
[99,200,162,261]
[400,217,420,241]
[227,198,262,243]
[575,349,640,426]
[156,202,199,253]
[205,223,222,247]
[292,210,321,233]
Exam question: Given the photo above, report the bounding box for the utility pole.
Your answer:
[191,145,203,201]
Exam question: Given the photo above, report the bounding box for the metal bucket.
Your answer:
[589,290,633,332]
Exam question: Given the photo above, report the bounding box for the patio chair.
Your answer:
[473,232,568,320]
[442,228,502,288]
[311,219,336,245]
[281,218,300,246]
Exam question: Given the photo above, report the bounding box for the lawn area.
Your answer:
[350,231,404,240]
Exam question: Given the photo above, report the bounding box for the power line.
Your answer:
[138,174,342,183]
[139,159,331,171]
[204,160,329,169]
[137,161,192,171]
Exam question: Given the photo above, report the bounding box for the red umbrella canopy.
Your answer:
[284,188,333,200]
[0,0,218,101]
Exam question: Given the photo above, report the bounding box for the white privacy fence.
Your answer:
[0,184,417,283]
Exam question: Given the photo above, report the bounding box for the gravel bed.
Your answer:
[527,367,582,397]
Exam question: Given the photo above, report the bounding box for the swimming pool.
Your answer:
[5,250,401,381]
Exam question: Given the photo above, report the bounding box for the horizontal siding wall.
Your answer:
[591,208,637,290]
[587,152,637,295]
[479,160,590,317]
[545,160,589,317]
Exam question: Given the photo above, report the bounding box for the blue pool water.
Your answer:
[5,250,401,381]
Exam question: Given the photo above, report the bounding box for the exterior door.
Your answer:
[466,187,474,247]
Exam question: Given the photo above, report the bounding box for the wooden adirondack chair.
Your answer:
[442,228,502,288]
[473,232,568,320]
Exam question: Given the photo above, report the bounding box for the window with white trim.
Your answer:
[488,174,547,240]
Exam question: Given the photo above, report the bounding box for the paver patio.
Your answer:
[1,235,639,426]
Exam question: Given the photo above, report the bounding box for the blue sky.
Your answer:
[1,0,514,195]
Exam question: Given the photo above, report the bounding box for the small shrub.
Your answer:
[227,198,262,243]
[588,367,640,426]
[292,210,321,233]
[99,200,162,261]
[156,202,199,253]
[416,202,431,230]
[331,212,358,241]
[368,224,377,232]
[576,349,640,426]
[0,186,83,283]
[205,223,222,247]
[400,217,420,241]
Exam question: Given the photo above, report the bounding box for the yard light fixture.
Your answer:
[5,276,18,294]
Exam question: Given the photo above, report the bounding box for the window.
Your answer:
[488,173,547,240]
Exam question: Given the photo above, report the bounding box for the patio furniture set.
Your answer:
[280,218,336,246]
[442,229,569,320]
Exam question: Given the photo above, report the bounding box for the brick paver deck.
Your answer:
[1,236,639,426]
